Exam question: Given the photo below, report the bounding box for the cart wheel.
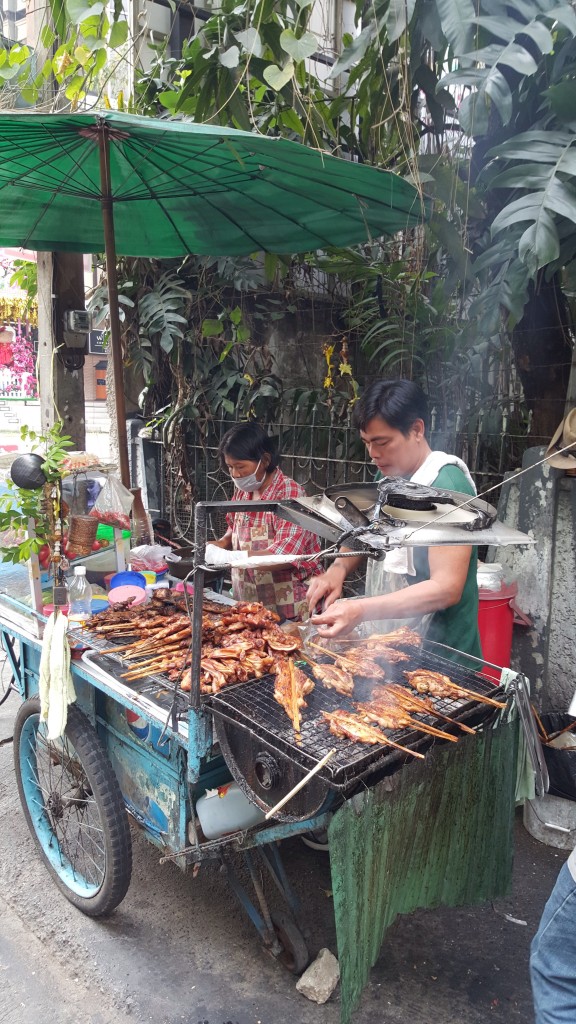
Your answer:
[13,697,132,917]
[270,910,309,974]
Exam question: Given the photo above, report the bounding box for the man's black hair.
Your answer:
[219,422,280,471]
[352,379,429,436]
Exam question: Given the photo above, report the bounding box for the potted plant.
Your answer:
[0,422,73,567]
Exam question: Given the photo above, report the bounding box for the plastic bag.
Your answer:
[541,713,576,803]
[89,475,133,531]
[129,544,173,572]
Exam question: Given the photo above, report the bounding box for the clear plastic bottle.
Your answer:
[67,565,93,625]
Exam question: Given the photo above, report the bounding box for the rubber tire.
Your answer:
[14,697,132,917]
[270,910,309,974]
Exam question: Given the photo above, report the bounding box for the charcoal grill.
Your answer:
[207,646,508,820]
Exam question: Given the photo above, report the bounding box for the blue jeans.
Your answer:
[531,861,576,1023]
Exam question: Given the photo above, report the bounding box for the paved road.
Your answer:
[0,687,561,1024]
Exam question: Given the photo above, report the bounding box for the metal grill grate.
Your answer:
[207,648,508,789]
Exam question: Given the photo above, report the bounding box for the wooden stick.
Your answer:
[325,712,425,760]
[363,707,459,743]
[546,719,576,743]
[289,659,300,734]
[264,749,338,819]
[442,683,506,709]
[307,640,356,671]
[531,706,549,742]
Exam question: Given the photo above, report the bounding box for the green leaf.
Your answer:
[0,65,20,80]
[41,25,56,48]
[518,214,559,273]
[202,318,225,337]
[219,45,240,68]
[279,107,305,136]
[109,19,129,48]
[158,90,179,110]
[67,0,104,25]
[545,82,576,123]
[435,0,475,54]
[263,61,294,90]
[384,0,416,43]
[48,0,67,40]
[235,27,263,57]
[329,26,372,79]
[279,29,317,62]
[547,4,576,34]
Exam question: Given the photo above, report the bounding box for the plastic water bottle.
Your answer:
[68,565,93,626]
[195,782,266,839]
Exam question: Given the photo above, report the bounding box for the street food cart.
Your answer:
[2,481,544,1023]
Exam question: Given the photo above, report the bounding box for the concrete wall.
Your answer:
[492,448,576,710]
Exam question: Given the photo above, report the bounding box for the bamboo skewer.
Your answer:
[531,705,550,742]
[383,685,476,735]
[435,682,506,710]
[361,706,459,743]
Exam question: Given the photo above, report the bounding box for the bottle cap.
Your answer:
[74,565,87,576]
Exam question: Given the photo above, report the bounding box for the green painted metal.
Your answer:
[0,112,428,258]
[329,719,519,1024]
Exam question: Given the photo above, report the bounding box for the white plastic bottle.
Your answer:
[67,565,93,626]
[195,782,266,839]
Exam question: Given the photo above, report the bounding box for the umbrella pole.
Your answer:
[98,130,131,488]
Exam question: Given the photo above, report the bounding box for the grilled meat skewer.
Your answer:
[308,660,355,697]
[307,641,386,680]
[404,670,507,709]
[322,710,424,759]
[373,684,476,735]
[357,699,459,742]
[274,658,314,733]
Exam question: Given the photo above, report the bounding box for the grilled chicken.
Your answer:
[383,683,476,735]
[321,710,425,758]
[322,709,386,745]
[404,669,506,709]
[368,626,422,648]
[365,644,410,664]
[274,658,314,732]
[309,661,355,697]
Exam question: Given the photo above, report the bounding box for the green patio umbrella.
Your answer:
[0,111,429,483]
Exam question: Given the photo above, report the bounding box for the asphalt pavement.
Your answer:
[0,684,565,1024]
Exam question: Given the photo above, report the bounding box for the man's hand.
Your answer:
[306,562,347,612]
[311,598,365,638]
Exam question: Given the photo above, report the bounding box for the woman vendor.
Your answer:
[307,379,482,662]
[215,422,322,621]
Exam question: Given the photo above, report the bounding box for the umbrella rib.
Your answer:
[1,123,100,197]
[105,131,231,200]
[113,136,256,201]
[121,152,194,253]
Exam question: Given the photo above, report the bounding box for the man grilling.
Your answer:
[306,379,482,663]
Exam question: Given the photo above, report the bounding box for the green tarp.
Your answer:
[329,718,519,1024]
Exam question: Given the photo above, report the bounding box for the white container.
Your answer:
[196,782,266,839]
[477,561,504,592]
[523,794,576,850]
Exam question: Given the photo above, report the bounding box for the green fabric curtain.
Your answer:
[329,718,519,1024]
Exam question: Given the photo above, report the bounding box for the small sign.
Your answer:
[88,330,107,355]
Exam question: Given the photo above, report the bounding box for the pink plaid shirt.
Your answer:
[225,468,321,620]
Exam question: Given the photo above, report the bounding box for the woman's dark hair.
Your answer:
[219,422,279,471]
[352,379,429,436]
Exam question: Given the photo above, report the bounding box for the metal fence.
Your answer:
[140,401,543,546]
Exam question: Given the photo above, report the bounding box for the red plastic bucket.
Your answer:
[478,582,518,681]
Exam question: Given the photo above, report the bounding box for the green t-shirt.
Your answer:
[409,465,482,665]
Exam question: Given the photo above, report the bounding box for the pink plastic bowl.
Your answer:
[108,584,148,607]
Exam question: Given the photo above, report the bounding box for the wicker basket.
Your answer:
[68,515,98,557]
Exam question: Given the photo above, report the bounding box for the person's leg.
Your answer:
[531,862,576,1023]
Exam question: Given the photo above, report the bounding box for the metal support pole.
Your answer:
[190,502,208,710]
[98,127,131,488]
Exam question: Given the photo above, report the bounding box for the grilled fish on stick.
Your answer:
[404,670,507,709]
[322,710,424,759]
[274,658,315,733]
[378,683,476,735]
[308,661,355,697]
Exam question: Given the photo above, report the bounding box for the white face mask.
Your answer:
[230,459,263,492]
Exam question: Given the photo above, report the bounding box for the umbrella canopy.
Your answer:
[0,112,426,256]
[0,111,429,484]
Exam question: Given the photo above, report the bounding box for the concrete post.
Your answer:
[37,251,86,449]
[492,449,576,709]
